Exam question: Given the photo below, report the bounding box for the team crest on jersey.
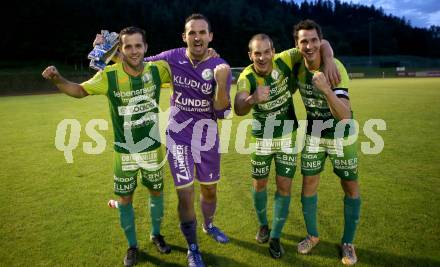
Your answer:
[202,68,213,81]
[271,69,280,80]
[142,73,152,83]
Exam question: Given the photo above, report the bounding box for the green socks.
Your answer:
[301,194,360,243]
[301,194,319,237]
[342,195,361,244]
[117,193,165,247]
[252,188,292,238]
[252,188,268,226]
[119,202,137,248]
[270,192,291,238]
[149,192,164,237]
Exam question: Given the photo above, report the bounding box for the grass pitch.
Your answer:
[0,78,439,266]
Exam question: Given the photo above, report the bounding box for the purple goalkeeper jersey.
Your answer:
[146,48,232,144]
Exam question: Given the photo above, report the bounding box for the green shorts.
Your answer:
[113,146,165,196]
[251,133,298,179]
[301,135,358,180]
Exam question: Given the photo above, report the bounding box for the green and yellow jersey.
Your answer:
[296,58,352,138]
[236,48,303,138]
[81,61,171,153]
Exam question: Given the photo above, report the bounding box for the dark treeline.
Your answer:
[4,0,439,66]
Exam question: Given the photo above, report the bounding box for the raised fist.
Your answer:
[312,71,331,93]
[42,66,61,81]
[214,63,230,84]
[246,85,270,105]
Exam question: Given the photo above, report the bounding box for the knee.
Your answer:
[177,187,194,208]
[276,176,292,196]
[119,195,133,205]
[277,184,291,196]
[149,190,162,197]
[253,179,268,192]
[302,175,319,196]
[303,176,318,187]
[341,180,359,198]
[201,184,217,200]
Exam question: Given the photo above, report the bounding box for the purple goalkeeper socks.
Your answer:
[180,220,197,247]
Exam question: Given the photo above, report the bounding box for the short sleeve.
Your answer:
[236,72,251,94]
[153,60,172,84]
[80,70,108,95]
[333,59,350,99]
[277,48,303,68]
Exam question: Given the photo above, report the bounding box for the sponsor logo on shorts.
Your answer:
[333,158,358,169]
[114,175,136,192]
[252,166,270,176]
[146,172,162,182]
[301,160,322,169]
[255,137,292,153]
[251,159,265,166]
[174,145,191,182]
[302,153,318,159]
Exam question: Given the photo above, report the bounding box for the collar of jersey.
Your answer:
[120,62,146,78]
[185,49,210,68]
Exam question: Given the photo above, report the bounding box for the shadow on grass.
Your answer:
[138,243,254,267]
[282,233,440,267]
[203,251,254,267]
[134,235,440,266]
[138,250,182,266]
[229,236,326,267]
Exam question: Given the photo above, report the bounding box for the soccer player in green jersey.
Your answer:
[292,20,360,266]
[42,26,172,266]
[234,33,338,259]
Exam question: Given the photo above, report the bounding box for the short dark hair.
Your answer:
[119,26,147,44]
[293,19,323,43]
[248,33,274,52]
[184,13,211,32]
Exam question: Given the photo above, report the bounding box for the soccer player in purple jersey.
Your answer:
[145,14,232,267]
[94,14,231,266]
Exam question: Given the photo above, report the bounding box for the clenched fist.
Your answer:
[312,71,332,94]
[214,63,230,85]
[245,85,270,105]
[42,66,61,81]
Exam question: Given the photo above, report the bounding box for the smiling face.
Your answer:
[182,19,213,61]
[248,38,275,76]
[296,28,321,68]
[120,33,147,71]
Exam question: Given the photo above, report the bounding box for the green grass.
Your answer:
[1,78,439,266]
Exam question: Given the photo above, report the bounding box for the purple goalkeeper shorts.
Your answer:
[166,133,221,189]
